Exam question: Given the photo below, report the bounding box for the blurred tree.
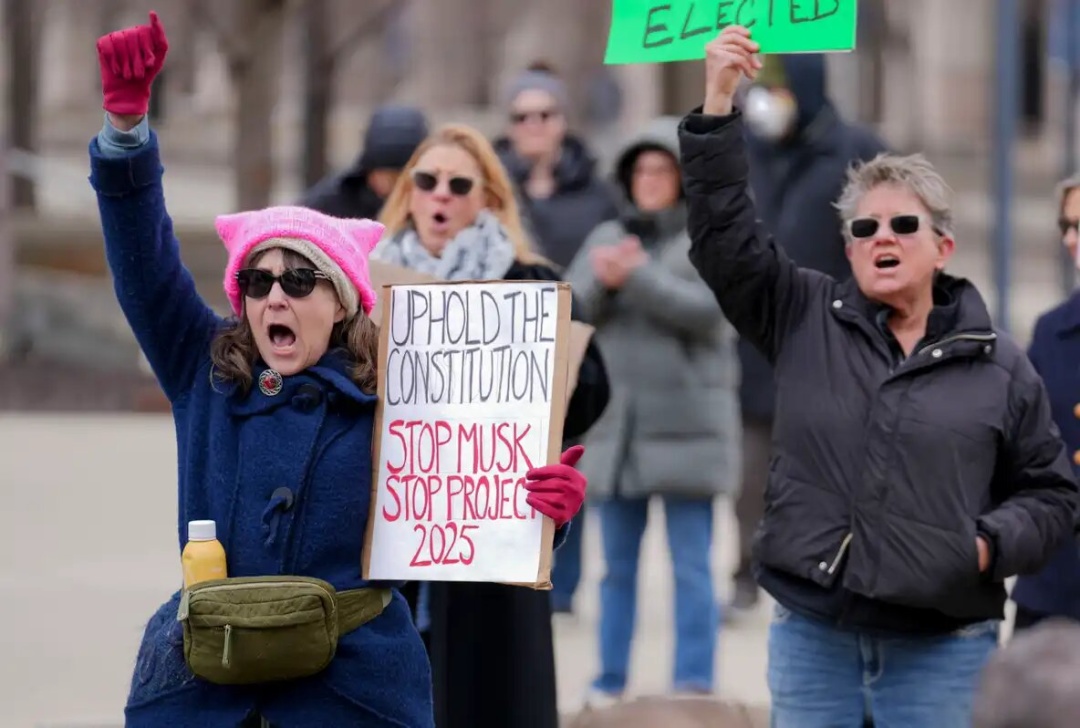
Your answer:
[300,0,402,188]
[196,0,288,211]
[5,0,40,211]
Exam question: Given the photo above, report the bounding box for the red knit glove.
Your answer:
[96,11,169,115]
[524,445,587,527]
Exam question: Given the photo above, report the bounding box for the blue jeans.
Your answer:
[592,496,718,694]
[768,604,1000,728]
[550,502,585,611]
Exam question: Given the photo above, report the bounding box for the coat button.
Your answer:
[292,383,323,411]
[271,486,294,510]
[818,561,829,571]
[832,300,843,309]
[931,348,943,358]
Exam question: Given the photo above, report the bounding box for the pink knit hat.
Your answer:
[215,206,383,319]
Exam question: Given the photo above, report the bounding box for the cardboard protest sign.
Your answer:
[362,280,573,588]
[604,0,858,65]
[368,259,595,405]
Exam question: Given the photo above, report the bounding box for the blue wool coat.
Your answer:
[1011,291,1080,621]
[89,131,434,727]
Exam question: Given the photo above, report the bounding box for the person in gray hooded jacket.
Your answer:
[565,116,740,705]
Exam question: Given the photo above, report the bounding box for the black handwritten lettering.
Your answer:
[449,291,468,344]
[539,286,556,342]
[385,346,553,405]
[680,1,711,40]
[718,0,759,30]
[480,290,500,344]
[643,4,674,48]
[790,0,839,24]
[716,1,736,28]
[740,0,759,28]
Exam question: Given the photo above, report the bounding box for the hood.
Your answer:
[493,135,600,193]
[613,116,681,201]
[772,54,831,135]
[347,104,429,177]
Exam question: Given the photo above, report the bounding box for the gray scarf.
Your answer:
[373,210,517,281]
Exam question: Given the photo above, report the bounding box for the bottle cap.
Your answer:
[188,520,217,541]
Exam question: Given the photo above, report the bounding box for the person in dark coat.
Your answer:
[493,62,619,613]
[89,14,591,728]
[681,26,1078,727]
[299,104,429,221]
[493,63,620,270]
[730,52,890,612]
[1010,174,1080,630]
[373,123,610,728]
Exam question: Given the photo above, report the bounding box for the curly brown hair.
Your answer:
[209,248,380,394]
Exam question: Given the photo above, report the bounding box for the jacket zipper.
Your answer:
[915,331,997,357]
[176,579,334,622]
[825,532,853,575]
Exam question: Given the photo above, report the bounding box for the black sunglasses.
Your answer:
[1059,217,1080,235]
[849,214,942,239]
[411,170,475,196]
[236,268,329,299]
[510,109,559,125]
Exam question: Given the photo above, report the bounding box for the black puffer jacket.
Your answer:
[494,136,619,269]
[679,108,1078,633]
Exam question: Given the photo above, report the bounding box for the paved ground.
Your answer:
[0,414,771,728]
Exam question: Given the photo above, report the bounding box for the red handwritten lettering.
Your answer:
[408,522,482,568]
[386,420,408,475]
[383,476,402,521]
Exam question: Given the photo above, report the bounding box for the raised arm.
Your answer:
[679,27,818,361]
[90,12,219,401]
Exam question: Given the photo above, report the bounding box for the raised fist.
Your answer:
[703,25,762,116]
[97,11,169,116]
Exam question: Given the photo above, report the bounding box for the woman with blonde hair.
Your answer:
[374,123,611,728]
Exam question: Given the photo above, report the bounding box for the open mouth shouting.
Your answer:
[267,323,297,355]
[431,211,450,234]
[873,252,901,271]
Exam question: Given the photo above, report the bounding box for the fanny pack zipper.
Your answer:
[177,579,335,622]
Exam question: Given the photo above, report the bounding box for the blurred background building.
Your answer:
[1,0,1077,405]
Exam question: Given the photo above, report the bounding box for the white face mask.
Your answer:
[744,86,797,141]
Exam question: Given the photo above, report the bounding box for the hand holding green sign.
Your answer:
[604,0,858,65]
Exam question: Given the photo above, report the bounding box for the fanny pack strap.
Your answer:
[337,587,392,634]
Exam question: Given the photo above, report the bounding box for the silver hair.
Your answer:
[834,152,955,242]
[972,618,1080,728]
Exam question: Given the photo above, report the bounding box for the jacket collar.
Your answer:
[223,349,377,417]
[831,273,997,359]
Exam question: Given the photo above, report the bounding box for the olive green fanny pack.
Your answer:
[176,575,391,685]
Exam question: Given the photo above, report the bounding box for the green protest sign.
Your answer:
[604,0,858,65]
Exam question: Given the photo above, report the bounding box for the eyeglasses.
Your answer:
[849,215,942,239]
[510,109,558,125]
[236,268,329,299]
[1059,218,1080,235]
[411,169,475,197]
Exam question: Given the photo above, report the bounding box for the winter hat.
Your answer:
[216,205,384,320]
[358,104,429,171]
[503,64,570,111]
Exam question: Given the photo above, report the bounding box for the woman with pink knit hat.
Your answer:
[89,12,588,728]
